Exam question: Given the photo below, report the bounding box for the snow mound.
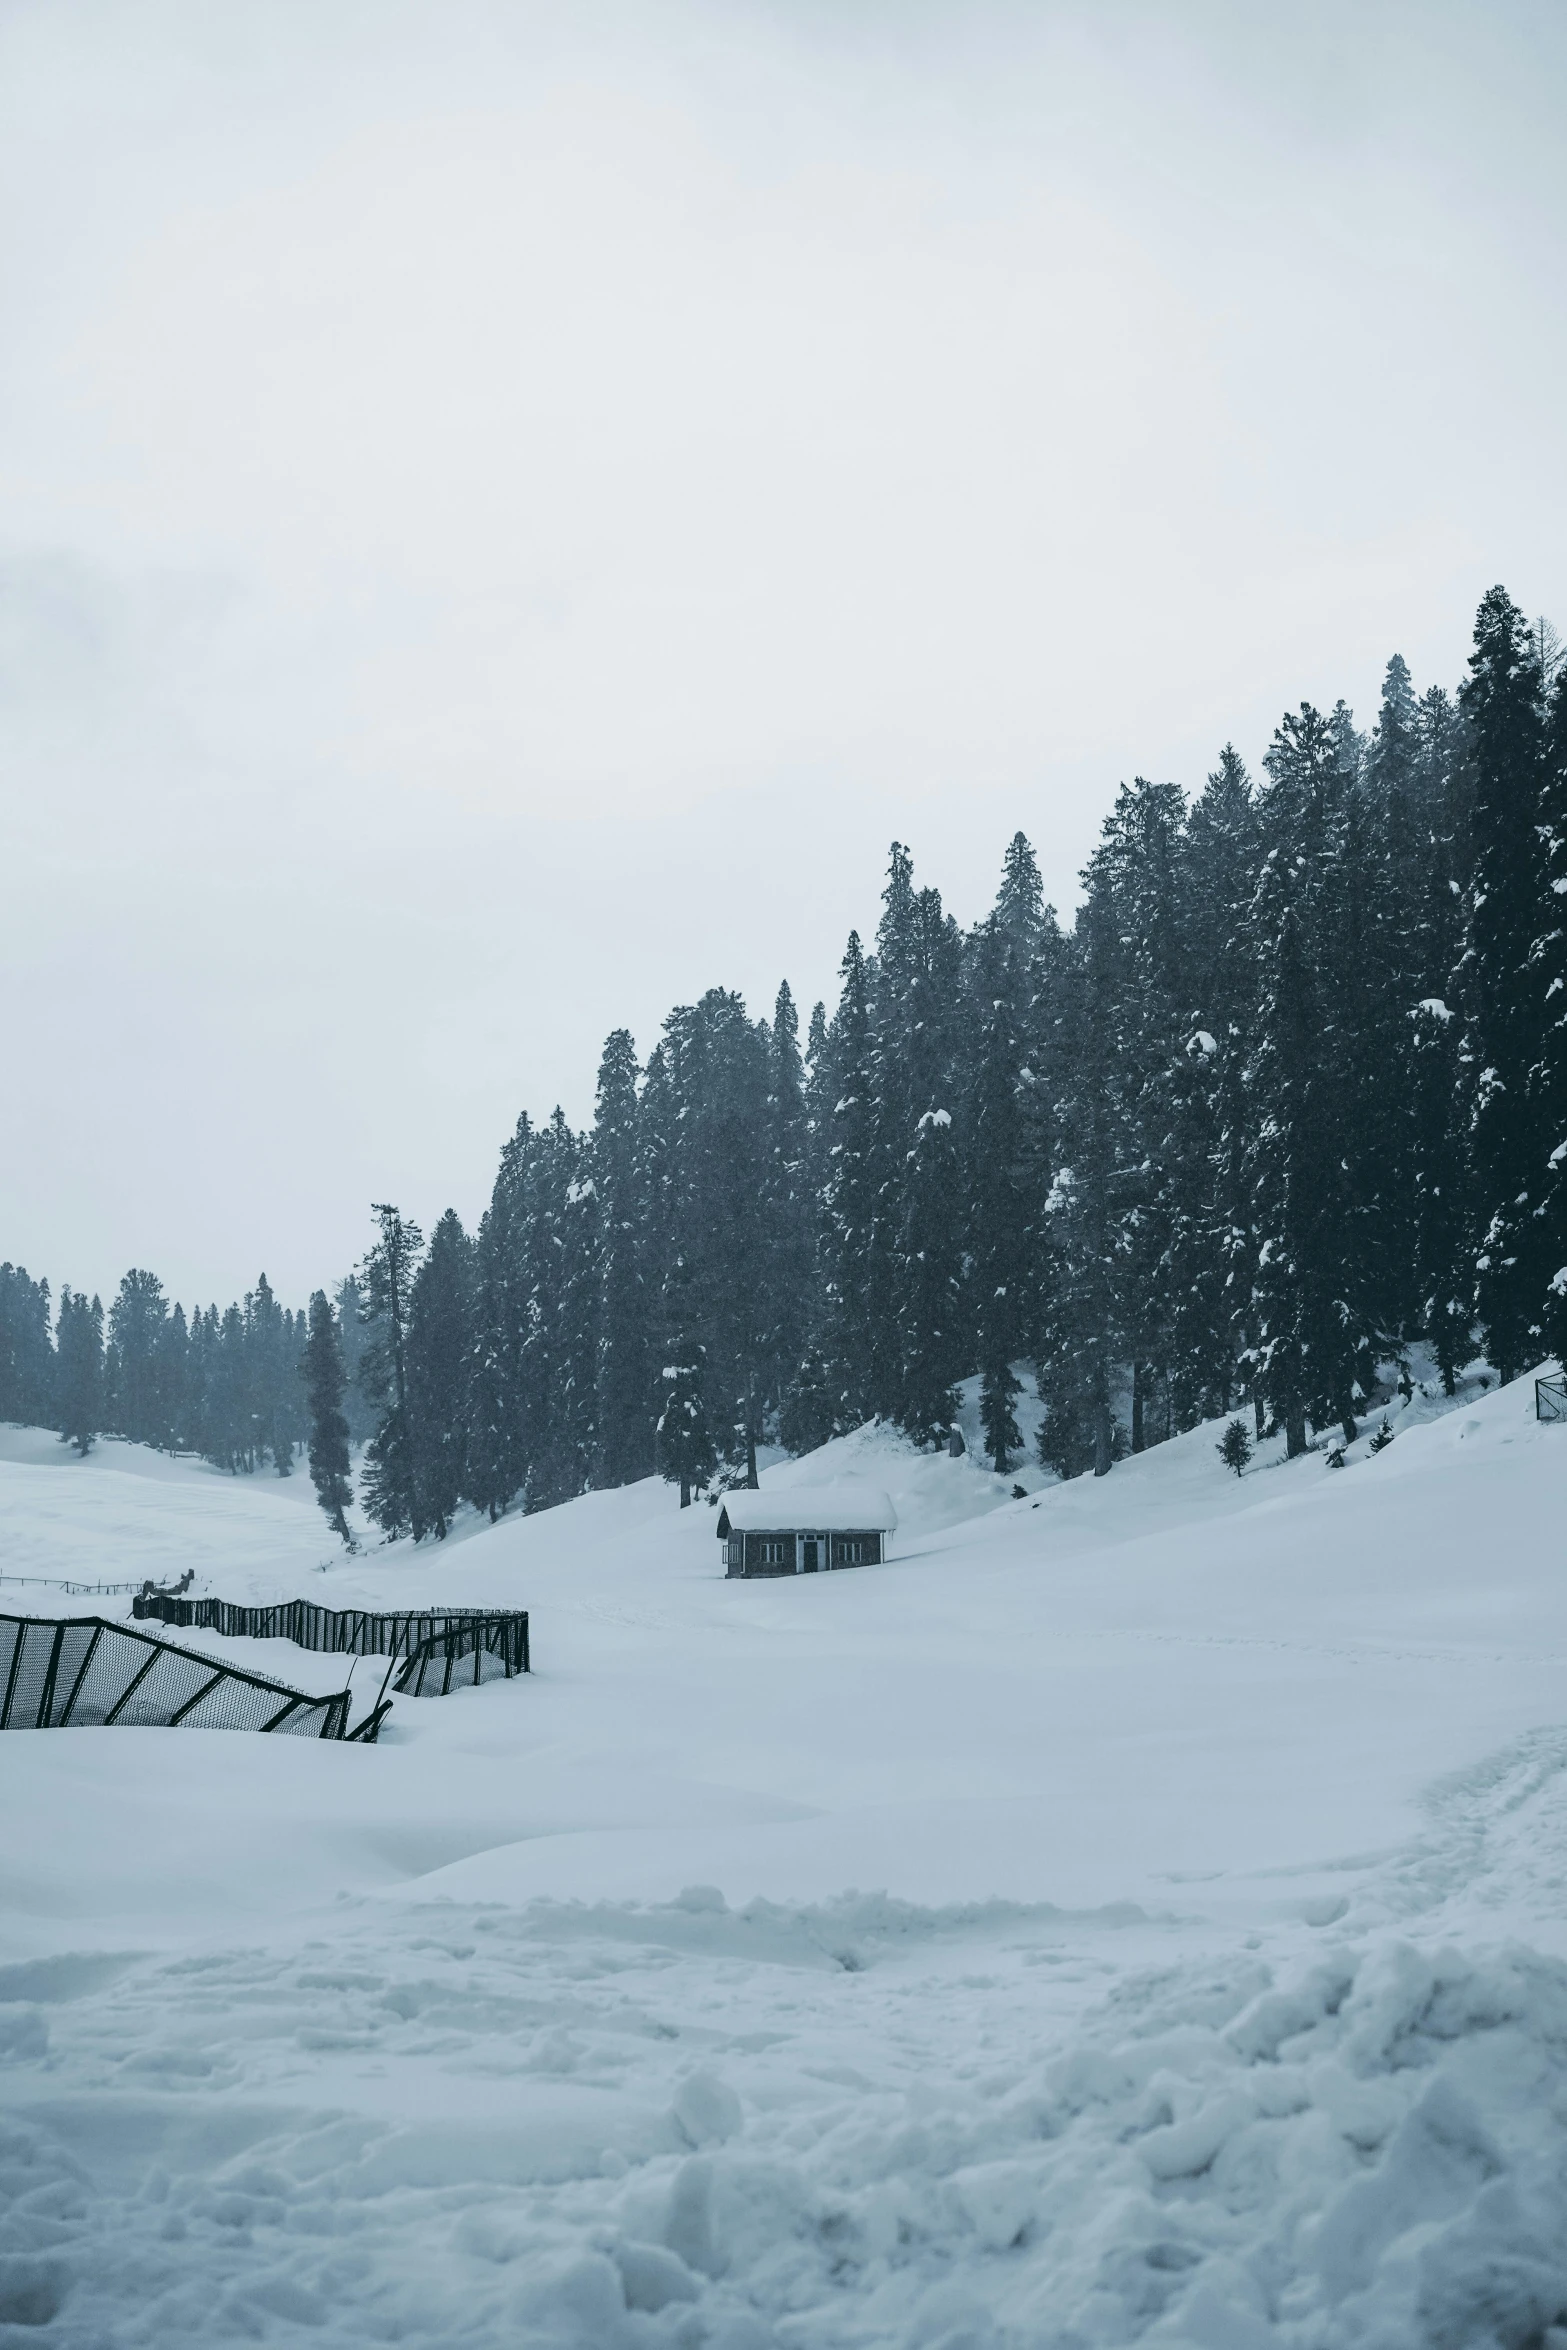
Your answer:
[4,1918,1567,2347]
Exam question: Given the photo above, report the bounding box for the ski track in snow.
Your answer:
[5,1365,1567,2347]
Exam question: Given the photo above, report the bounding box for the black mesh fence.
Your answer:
[131,1594,530,1695]
[391,1617,530,1695]
[0,1614,356,1739]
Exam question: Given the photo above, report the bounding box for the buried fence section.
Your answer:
[1536,1374,1567,1423]
[0,1613,354,1738]
[392,1614,531,1696]
[132,1593,529,1691]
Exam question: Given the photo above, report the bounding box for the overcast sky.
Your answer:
[3,0,1564,1308]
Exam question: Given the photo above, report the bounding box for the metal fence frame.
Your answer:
[1537,1374,1567,1422]
[0,1612,362,1739]
[131,1593,530,1697]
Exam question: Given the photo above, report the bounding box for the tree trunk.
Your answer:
[1092,1362,1113,1478]
[1131,1363,1145,1455]
[679,1479,690,1508]
[1285,1402,1308,1457]
[1253,1392,1266,1441]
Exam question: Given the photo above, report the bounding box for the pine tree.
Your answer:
[966,913,1032,1471]
[0,1265,55,1427]
[517,1110,598,1509]
[55,1288,104,1455]
[156,1302,189,1452]
[1086,776,1199,1447]
[993,830,1046,959]
[1216,1418,1252,1478]
[1244,707,1373,1452]
[1461,588,1550,1378]
[405,1208,475,1537]
[463,1113,533,1521]
[333,1275,380,1443]
[361,1205,424,1539]
[895,1106,966,1446]
[762,981,814,1420]
[1035,893,1125,1479]
[303,1291,354,1542]
[592,1029,654,1487]
[779,1344,835,1456]
[244,1274,295,1474]
[108,1270,171,1446]
[870,861,965,1422]
[820,932,878,1424]
[206,1303,251,1471]
[1534,655,1567,1365]
[656,1258,715,1506]
[1407,996,1471,1389]
[979,1361,1023,1475]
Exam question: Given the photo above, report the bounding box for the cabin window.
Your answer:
[727,1536,743,1569]
[833,1536,870,1567]
[758,1537,793,1568]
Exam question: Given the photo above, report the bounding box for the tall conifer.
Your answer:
[303,1290,354,1542]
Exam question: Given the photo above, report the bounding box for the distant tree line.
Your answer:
[0,1263,377,1471]
[6,585,1565,1539]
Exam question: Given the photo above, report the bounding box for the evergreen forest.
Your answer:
[5,586,1566,1536]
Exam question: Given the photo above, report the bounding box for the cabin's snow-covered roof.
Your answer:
[716,1486,898,1535]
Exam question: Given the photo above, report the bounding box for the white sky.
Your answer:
[2,0,1564,1309]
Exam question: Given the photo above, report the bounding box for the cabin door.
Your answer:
[800,1534,821,1573]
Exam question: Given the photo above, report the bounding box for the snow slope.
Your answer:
[3,1372,1567,2347]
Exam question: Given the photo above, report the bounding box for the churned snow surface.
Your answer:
[3,1369,1567,2347]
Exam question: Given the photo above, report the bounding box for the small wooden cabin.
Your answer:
[715,1488,898,1578]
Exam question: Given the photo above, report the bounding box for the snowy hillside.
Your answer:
[4,1372,1567,2347]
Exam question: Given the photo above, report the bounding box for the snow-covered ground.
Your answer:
[3,1369,1567,2347]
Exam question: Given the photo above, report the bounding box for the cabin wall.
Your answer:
[725,1529,883,1577]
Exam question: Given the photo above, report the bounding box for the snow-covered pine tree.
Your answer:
[303,1290,354,1543]
[1086,776,1193,1447]
[895,1105,966,1447]
[802,996,833,1212]
[779,1344,836,1456]
[1034,887,1125,1479]
[1366,655,1426,991]
[156,1302,188,1453]
[655,1256,716,1506]
[1408,685,1474,990]
[820,931,878,1425]
[1179,747,1262,1424]
[641,991,772,1479]
[1334,713,1418,1358]
[864,847,921,1420]
[1460,588,1550,1379]
[1244,705,1370,1452]
[592,1029,654,1487]
[965,896,1035,1472]
[992,830,1047,961]
[1406,995,1471,1390]
[1533,651,1567,1365]
[762,981,814,1422]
